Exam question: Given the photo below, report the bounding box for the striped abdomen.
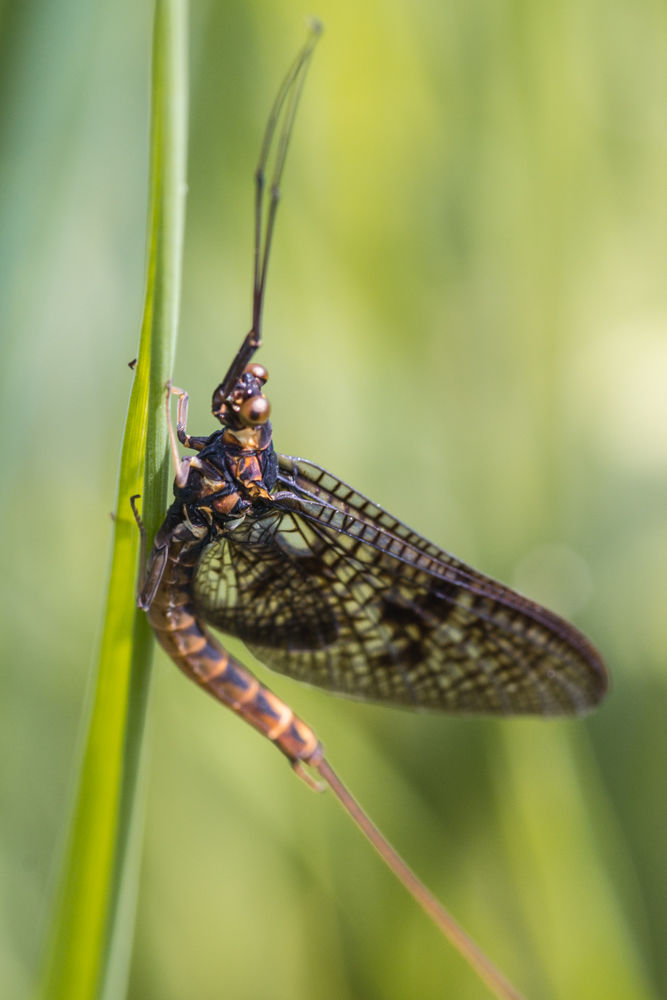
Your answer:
[146,534,323,767]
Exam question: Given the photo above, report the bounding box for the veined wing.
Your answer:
[192,455,607,716]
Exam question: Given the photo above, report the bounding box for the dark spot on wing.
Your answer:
[379,584,458,631]
[379,593,425,629]
[403,639,424,667]
[422,581,460,619]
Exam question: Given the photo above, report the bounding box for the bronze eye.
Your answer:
[245,362,268,383]
[239,395,271,426]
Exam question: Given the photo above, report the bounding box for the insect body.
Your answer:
[138,26,607,784]
[139,363,324,771]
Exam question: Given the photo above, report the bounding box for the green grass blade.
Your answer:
[38,2,188,998]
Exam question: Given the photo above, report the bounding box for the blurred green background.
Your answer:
[1,1,665,998]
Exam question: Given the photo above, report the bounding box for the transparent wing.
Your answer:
[191,454,607,716]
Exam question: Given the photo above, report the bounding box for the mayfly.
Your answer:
[138,25,606,777]
[134,25,606,996]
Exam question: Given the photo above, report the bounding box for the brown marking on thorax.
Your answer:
[229,452,263,486]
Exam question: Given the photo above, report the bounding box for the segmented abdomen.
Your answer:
[147,535,322,766]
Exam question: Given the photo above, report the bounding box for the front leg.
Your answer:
[173,385,209,451]
[165,382,206,489]
[169,382,206,449]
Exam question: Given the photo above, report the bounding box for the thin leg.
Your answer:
[165,381,193,489]
[173,384,190,444]
[168,382,207,450]
[130,494,148,594]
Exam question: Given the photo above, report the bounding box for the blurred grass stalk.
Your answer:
[38,2,188,998]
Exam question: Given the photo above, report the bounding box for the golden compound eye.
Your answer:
[245,362,269,383]
[239,395,271,426]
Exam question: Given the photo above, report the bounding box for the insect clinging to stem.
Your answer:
[135,23,606,780]
[132,23,606,996]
